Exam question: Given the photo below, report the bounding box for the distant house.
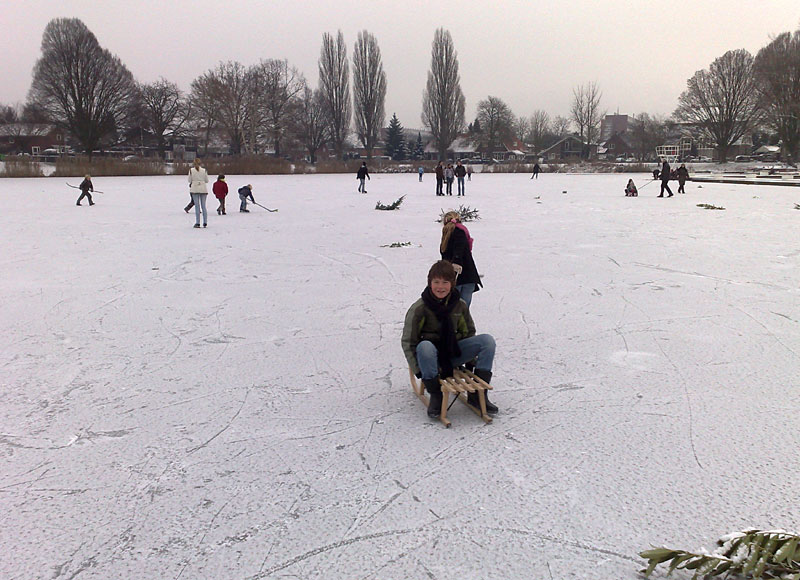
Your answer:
[538,135,585,161]
[423,134,478,161]
[600,114,629,142]
[0,124,65,156]
[600,132,635,159]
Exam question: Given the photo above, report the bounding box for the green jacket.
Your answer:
[401,294,476,375]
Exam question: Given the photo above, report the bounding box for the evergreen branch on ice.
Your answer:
[375,195,405,210]
[641,529,800,579]
[379,241,413,248]
[697,203,725,210]
[437,205,481,222]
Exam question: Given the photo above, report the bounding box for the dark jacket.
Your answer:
[238,185,254,201]
[676,166,690,182]
[661,162,671,181]
[441,227,482,290]
[401,292,476,375]
[357,165,370,179]
[454,164,466,178]
[79,178,93,193]
[435,165,444,180]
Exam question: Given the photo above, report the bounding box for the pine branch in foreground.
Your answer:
[641,529,800,579]
[375,195,405,210]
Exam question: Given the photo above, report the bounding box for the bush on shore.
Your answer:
[0,156,44,177]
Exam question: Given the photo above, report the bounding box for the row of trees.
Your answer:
[5,18,800,163]
[675,30,800,162]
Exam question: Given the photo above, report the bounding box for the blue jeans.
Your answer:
[416,335,496,380]
[240,194,249,210]
[456,283,476,308]
[358,178,366,192]
[457,176,465,195]
[192,193,207,225]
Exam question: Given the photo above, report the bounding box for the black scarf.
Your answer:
[421,286,462,378]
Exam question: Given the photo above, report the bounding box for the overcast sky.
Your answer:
[3,0,799,129]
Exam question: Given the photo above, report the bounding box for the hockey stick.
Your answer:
[252,201,278,212]
[67,182,104,194]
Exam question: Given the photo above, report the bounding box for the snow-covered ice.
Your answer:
[2,172,799,579]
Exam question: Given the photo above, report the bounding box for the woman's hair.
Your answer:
[439,210,460,253]
[217,175,225,180]
[427,260,457,286]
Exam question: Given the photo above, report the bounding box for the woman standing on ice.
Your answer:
[188,158,209,228]
[440,210,482,308]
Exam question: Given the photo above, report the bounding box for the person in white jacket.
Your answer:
[188,158,209,228]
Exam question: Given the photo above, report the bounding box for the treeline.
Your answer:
[2,18,799,163]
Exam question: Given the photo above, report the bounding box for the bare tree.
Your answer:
[570,82,603,156]
[295,86,327,163]
[552,115,572,137]
[476,96,515,158]
[190,61,250,155]
[28,18,139,156]
[318,31,351,159]
[0,104,18,124]
[628,113,672,161]
[528,110,552,151]
[139,78,189,158]
[754,31,800,163]
[675,49,762,162]
[253,59,306,157]
[515,115,531,144]
[421,28,466,160]
[352,30,387,159]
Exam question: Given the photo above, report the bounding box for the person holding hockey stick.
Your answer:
[76,174,94,206]
[401,260,498,419]
[238,184,255,212]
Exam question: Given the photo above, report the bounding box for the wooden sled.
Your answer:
[409,367,493,428]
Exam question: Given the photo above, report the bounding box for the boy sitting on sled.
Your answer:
[401,260,497,418]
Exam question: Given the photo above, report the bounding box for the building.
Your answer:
[0,124,66,156]
[538,135,586,161]
[600,114,629,142]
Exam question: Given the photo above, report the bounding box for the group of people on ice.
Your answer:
[433,160,468,196]
[626,160,690,197]
[185,158,257,228]
[401,210,498,420]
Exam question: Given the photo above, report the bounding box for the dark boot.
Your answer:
[422,378,443,418]
[468,369,498,415]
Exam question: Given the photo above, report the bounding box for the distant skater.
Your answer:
[455,160,466,196]
[624,179,638,197]
[658,160,673,197]
[357,162,370,193]
[188,158,209,227]
[418,166,424,182]
[213,174,228,215]
[676,163,689,193]
[76,174,94,206]
[435,161,444,196]
[530,163,540,179]
[238,184,254,212]
[467,165,473,181]
[445,163,455,195]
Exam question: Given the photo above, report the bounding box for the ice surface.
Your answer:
[2,172,799,579]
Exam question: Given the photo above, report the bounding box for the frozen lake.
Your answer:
[2,172,799,579]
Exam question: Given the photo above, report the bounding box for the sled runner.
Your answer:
[409,367,493,427]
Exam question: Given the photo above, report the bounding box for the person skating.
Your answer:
[418,166,424,182]
[76,174,94,206]
[213,175,228,215]
[530,163,540,179]
[676,163,690,193]
[435,161,444,195]
[467,165,473,181]
[401,260,498,418]
[445,163,455,195]
[625,179,638,197]
[440,210,482,308]
[658,160,673,197]
[356,162,370,193]
[455,161,467,196]
[238,184,254,212]
[188,158,209,227]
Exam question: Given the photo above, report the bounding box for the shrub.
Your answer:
[0,156,44,177]
[52,157,166,177]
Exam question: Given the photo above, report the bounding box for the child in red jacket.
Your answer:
[213,175,228,215]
